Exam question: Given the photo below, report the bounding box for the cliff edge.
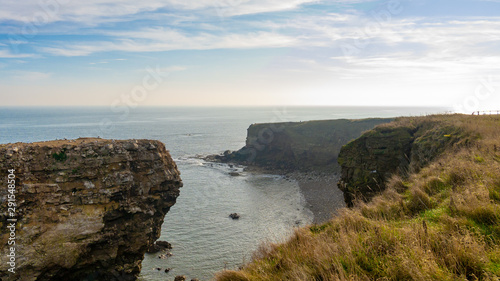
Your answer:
[216,114,500,281]
[212,118,393,172]
[338,116,473,206]
[0,138,182,281]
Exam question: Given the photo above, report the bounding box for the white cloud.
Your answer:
[255,14,500,93]
[40,30,297,56]
[0,49,35,58]
[210,0,319,17]
[0,0,320,25]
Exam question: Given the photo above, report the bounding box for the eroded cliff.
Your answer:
[338,116,473,206]
[214,118,393,172]
[0,138,182,281]
[215,115,500,281]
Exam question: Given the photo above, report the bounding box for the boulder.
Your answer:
[229,213,240,219]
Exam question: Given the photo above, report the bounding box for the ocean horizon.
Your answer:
[1,106,450,280]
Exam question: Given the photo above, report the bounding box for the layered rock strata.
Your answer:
[0,138,182,281]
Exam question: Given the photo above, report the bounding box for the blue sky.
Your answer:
[0,0,499,110]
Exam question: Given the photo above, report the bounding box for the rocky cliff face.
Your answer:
[0,138,182,281]
[214,118,393,172]
[338,118,469,206]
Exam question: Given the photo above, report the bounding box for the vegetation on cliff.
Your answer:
[213,118,393,172]
[216,114,500,281]
[338,114,475,206]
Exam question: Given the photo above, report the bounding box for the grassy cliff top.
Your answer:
[216,114,500,281]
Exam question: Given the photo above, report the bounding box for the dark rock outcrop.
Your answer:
[338,118,469,206]
[0,138,182,281]
[147,240,173,253]
[229,213,240,220]
[210,118,393,172]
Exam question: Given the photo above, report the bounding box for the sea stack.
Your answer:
[0,138,182,281]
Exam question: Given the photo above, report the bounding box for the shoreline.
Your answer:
[287,172,346,224]
[201,156,347,224]
[243,166,346,224]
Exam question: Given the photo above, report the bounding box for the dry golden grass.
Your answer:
[215,114,500,281]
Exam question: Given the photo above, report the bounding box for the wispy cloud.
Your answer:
[89,61,109,65]
[11,71,52,80]
[258,14,500,83]
[1,0,499,108]
[0,49,35,58]
[0,0,321,25]
[40,30,297,56]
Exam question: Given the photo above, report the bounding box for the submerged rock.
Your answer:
[229,213,240,219]
[0,138,183,281]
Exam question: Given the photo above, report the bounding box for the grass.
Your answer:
[215,114,500,281]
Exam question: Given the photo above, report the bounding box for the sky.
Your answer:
[0,0,499,111]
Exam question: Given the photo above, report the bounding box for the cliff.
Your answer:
[338,116,473,206]
[0,138,182,281]
[214,118,393,172]
[216,114,500,281]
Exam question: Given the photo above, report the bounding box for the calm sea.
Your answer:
[0,106,449,280]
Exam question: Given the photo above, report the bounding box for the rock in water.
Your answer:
[156,240,172,249]
[147,240,173,253]
[0,138,183,281]
[229,213,240,219]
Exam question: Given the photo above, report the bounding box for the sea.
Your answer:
[0,106,449,280]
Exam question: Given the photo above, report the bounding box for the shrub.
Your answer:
[52,150,67,162]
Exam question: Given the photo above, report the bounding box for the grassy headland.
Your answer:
[214,118,393,173]
[216,114,500,281]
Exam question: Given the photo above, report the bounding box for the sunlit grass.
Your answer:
[215,114,500,281]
